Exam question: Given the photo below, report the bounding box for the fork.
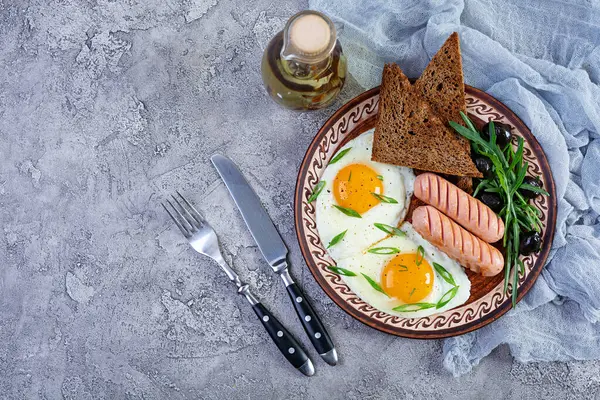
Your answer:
[162,191,315,376]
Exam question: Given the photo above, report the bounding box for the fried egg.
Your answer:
[335,223,471,318]
[315,130,415,261]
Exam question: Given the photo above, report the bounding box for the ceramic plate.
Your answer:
[294,86,557,338]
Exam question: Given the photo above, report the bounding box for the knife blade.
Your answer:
[210,154,288,271]
[211,154,337,366]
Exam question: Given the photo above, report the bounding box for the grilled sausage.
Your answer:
[414,172,505,243]
[412,206,504,277]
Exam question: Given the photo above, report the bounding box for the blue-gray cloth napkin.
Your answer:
[309,0,600,376]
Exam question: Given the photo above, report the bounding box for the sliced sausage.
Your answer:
[414,172,505,243]
[412,205,504,277]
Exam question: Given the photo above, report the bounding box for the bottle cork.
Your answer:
[288,14,331,57]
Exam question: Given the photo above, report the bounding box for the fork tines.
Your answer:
[162,191,204,237]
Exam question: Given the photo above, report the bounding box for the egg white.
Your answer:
[315,130,415,262]
[336,223,471,318]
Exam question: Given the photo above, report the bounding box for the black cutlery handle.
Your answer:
[252,302,314,376]
[285,283,336,365]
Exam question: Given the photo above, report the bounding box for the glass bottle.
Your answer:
[261,10,347,110]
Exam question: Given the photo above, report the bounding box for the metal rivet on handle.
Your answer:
[305,315,311,322]
[277,331,283,337]
[288,347,295,354]
[263,316,269,322]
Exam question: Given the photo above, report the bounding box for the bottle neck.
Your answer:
[281,51,333,80]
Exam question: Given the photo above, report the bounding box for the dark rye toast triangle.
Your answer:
[372,63,482,177]
[415,32,469,140]
[414,33,474,190]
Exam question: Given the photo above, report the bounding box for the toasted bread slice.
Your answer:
[372,64,481,177]
[415,32,474,185]
[415,32,467,131]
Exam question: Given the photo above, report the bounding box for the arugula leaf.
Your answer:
[451,112,548,307]
[519,183,550,196]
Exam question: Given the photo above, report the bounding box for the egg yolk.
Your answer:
[381,253,433,303]
[333,164,384,214]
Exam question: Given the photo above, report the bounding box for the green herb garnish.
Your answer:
[371,193,398,204]
[348,171,352,182]
[393,303,436,312]
[329,148,352,164]
[436,286,460,309]
[415,245,425,266]
[519,183,549,196]
[433,263,456,286]
[327,230,347,248]
[368,247,401,255]
[408,288,416,298]
[333,205,361,218]
[398,265,408,271]
[376,175,384,181]
[374,223,406,237]
[327,266,356,276]
[450,113,548,307]
[308,181,325,203]
[361,273,388,297]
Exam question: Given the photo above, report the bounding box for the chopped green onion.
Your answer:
[361,273,388,297]
[393,303,436,312]
[327,266,356,277]
[308,181,325,203]
[368,247,401,255]
[408,288,416,298]
[436,286,460,309]
[415,245,425,266]
[327,230,347,248]
[333,205,361,218]
[433,263,456,286]
[373,223,406,237]
[398,265,408,271]
[376,175,384,181]
[348,171,352,182]
[371,193,398,204]
[329,147,352,164]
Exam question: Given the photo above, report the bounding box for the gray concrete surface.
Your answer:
[1,1,599,399]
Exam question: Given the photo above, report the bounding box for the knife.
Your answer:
[211,154,337,366]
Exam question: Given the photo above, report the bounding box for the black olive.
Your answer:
[474,156,494,179]
[478,192,503,213]
[519,176,543,199]
[520,231,542,255]
[481,121,513,147]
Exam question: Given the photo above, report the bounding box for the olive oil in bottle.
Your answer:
[261,10,347,110]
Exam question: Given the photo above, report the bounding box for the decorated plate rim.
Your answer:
[293,86,557,339]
